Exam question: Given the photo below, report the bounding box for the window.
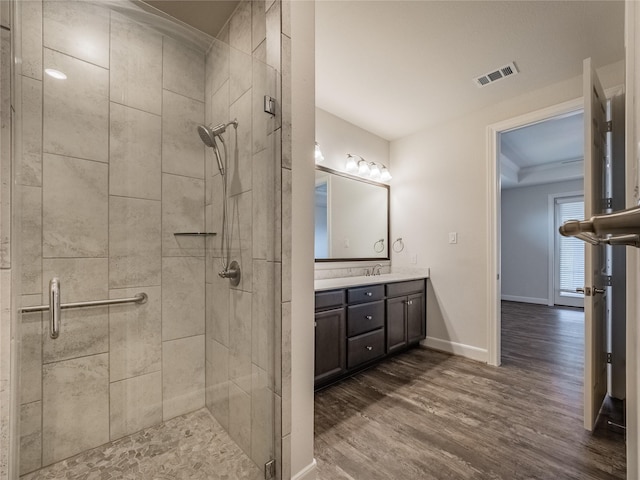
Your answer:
[554,196,584,307]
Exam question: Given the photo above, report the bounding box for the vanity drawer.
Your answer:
[347,284,384,304]
[347,301,384,337]
[386,279,424,297]
[315,290,345,311]
[347,328,385,369]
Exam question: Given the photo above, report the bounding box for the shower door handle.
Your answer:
[49,277,61,339]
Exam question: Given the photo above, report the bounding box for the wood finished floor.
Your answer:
[314,301,626,480]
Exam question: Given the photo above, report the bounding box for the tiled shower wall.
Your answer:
[17,2,209,474]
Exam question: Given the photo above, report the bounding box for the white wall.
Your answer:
[315,107,389,177]
[390,60,624,360]
[501,180,583,304]
[290,1,317,479]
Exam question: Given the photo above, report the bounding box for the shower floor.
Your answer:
[21,409,262,480]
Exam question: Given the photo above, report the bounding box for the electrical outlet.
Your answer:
[449,232,458,244]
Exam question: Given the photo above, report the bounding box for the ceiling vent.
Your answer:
[474,62,519,88]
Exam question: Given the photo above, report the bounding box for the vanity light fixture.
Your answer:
[345,154,358,172]
[357,159,370,176]
[369,162,381,179]
[314,142,324,163]
[380,165,392,181]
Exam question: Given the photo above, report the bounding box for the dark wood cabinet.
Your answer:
[315,278,427,390]
[314,307,346,385]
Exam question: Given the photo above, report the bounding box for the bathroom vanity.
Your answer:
[314,274,427,389]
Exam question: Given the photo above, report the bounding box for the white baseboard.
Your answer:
[501,294,549,305]
[422,337,488,363]
[292,459,317,480]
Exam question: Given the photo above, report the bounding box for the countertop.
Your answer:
[314,271,429,292]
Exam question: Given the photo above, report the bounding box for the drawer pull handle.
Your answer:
[366,346,373,351]
[365,315,372,320]
[365,292,372,297]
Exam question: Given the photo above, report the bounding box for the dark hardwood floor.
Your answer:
[314,301,626,479]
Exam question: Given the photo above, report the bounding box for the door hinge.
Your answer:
[265,460,276,480]
[606,120,613,132]
[603,197,613,209]
[264,95,276,116]
[607,352,612,363]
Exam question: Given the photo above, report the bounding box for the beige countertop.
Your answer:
[314,272,429,292]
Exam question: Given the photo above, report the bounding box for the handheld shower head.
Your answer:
[197,125,216,148]
[196,120,238,176]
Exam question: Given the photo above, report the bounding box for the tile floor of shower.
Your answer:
[20,409,262,480]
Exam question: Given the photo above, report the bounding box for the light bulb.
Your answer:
[345,154,358,172]
[370,163,381,179]
[358,160,370,176]
[380,166,392,181]
[314,142,324,163]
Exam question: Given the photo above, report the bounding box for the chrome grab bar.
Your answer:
[49,278,61,339]
[21,279,147,339]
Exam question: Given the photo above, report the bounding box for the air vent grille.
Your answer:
[474,62,519,88]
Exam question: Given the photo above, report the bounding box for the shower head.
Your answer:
[197,125,216,148]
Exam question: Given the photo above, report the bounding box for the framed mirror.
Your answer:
[315,165,390,261]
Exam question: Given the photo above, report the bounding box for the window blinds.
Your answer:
[558,200,585,295]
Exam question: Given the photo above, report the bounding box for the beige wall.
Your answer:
[390,60,624,360]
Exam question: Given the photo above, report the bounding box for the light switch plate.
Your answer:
[449,232,458,244]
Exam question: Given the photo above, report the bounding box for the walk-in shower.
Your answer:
[7,0,281,478]
[197,120,240,286]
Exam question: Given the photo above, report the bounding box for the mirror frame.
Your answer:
[315,165,391,262]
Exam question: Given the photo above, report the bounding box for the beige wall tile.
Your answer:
[110,12,162,115]
[228,382,251,456]
[281,169,292,301]
[109,103,162,200]
[42,153,108,258]
[162,257,205,341]
[280,301,291,437]
[250,365,273,467]
[43,49,109,163]
[0,30,10,268]
[266,1,281,72]
[109,196,161,288]
[109,286,161,382]
[110,371,162,440]
[43,0,110,68]
[229,1,252,54]
[205,39,229,102]
[20,401,42,475]
[252,148,274,260]
[205,340,229,430]
[163,36,205,102]
[230,48,252,105]
[252,62,277,155]
[21,186,42,294]
[252,0,266,53]
[21,0,43,80]
[20,295,42,405]
[20,77,43,187]
[252,261,274,377]
[162,90,205,179]
[42,354,109,466]
[42,258,109,363]
[208,271,230,347]
[162,173,205,257]
[228,91,252,196]
[162,335,205,420]
[229,289,252,393]
[281,35,292,170]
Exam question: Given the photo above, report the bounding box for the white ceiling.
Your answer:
[144,0,239,38]
[315,0,625,141]
[500,112,585,189]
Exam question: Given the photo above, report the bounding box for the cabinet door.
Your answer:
[407,292,425,344]
[386,296,406,354]
[315,307,346,385]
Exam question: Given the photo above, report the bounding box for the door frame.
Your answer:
[548,192,585,308]
[486,97,583,367]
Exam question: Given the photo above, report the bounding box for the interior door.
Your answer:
[583,57,608,431]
